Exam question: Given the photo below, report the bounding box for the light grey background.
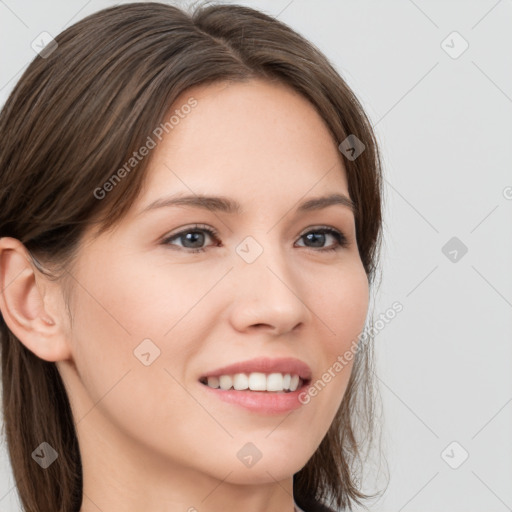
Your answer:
[1,1,511,511]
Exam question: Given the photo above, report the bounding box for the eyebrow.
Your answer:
[138,192,356,216]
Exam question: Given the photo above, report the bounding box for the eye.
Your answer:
[161,224,349,253]
[296,226,349,252]
[161,224,220,253]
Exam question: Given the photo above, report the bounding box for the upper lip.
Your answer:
[200,357,312,381]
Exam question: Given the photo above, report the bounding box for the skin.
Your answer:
[0,78,369,512]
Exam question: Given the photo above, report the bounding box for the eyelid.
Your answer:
[161,223,219,246]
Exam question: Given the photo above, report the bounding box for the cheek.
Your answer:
[68,254,217,393]
[76,254,210,339]
[302,261,369,428]
[66,258,206,442]
[313,260,369,355]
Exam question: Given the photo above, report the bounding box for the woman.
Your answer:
[0,2,384,511]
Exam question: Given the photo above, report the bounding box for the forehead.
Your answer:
[136,78,349,207]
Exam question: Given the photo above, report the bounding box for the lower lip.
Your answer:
[199,382,309,414]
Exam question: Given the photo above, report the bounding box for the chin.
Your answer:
[215,451,310,485]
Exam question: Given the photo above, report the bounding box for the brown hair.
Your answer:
[0,2,384,511]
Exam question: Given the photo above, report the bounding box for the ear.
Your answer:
[0,237,72,362]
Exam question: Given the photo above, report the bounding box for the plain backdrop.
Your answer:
[0,1,511,511]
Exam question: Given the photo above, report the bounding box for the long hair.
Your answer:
[0,2,384,511]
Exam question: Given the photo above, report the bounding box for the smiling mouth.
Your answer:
[199,372,310,393]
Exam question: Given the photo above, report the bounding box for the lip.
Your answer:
[198,356,313,415]
[200,383,310,414]
[199,356,313,381]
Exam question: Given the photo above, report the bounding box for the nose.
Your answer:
[227,244,311,336]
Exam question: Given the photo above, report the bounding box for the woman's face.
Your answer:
[57,78,369,491]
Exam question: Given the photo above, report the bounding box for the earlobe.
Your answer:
[0,237,71,362]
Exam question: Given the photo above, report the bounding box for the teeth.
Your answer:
[248,372,267,391]
[233,373,249,390]
[207,376,220,389]
[205,372,303,392]
[219,375,233,390]
[290,374,299,392]
[266,373,283,392]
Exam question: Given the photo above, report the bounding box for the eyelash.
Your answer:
[161,223,349,254]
